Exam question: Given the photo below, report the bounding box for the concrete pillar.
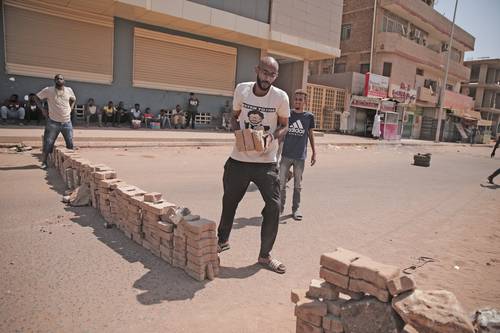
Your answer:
[478,64,488,83]
[475,87,484,109]
[302,60,309,90]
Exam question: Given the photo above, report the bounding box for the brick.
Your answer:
[144,192,162,203]
[97,178,123,189]
[307,279,339,300]
[158,230,174,242]
[181,218,216,234]
[325,299,347,316]
[296,295,328,317]
[242,128,255,151]
[320,248,361,275]
[185,267,205,281]
[186,244,217,257]
[94,170,117,180]
[160,251,173,265]
[291,289,309,304]
[334,285,364,301]
[186,259,219,274]
[296,318,323,333]
[295,305,323,327]
[187,252,219,266]
[252,130,265,151]
[322,314,343,332]
[186,237,217,249]
[142,201,177,215]
[184,229,216,241]
[348,257,400,290]
[319,267,349,289]
[206,263,215,280]
[387,275,416,296]
[234,130,246,151]
[348,278,390,302]
[157,221,174,233]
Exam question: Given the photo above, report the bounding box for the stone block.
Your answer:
[348,278,390,303]
[319,267,349,289]
[307,279,340,300]
[387,275,416,296]
[320,248,361,275]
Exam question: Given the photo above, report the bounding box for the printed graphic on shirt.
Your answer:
[244,108,271,132]
[288,119,306,136]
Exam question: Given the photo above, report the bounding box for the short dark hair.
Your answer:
[190,92,194,96]
[248,109,264,119]
[54,74,63,80]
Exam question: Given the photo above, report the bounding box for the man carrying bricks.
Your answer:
[217,56,290,274]
[279,89,316,221]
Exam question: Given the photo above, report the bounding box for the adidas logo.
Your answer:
[288,120,306,135]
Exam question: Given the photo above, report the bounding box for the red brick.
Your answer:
[295,305,323,327]
[144,192,163,203]
[348,278,389,302]
[325,299,347,316]
[296,296,328,316]
[181,218,216,234]
[242,128,255,151]
[187,252,218,266]
[186,244,217,257]
[157,221,174,233]
[206,263,215,280]
[319,267,349,289]
[320,248,361,275]
[141,201,177,215]
[185,267,205,281]
[387,275,416,296]
[186,237,217,249]
[252,130,265,151]
[291,289,309,304]
[322,314,343,332]
[234,130,245,151]
[348,257,400,290]
[307,279,339,300]
[184,229,216,241]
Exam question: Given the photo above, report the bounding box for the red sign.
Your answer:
[364,73,389,98]
[351,95,380,110]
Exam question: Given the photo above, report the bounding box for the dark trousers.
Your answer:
[489,168,500,180]
[185,112,197,129]
[43,118,73,155]
[218,158,281,258]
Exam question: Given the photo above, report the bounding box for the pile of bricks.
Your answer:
[50,147,219,282]
[234,128,265,151]
[291,247,416,333]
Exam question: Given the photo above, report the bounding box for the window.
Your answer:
[446,84,453,91]
[341,24,351,41]
[334,63,346,73]
[416,68,424,76]
[382,62,392,77]
[321,59,334,74]
[382,11,407,35]
[424,79,438,93]
[360,63,370,74]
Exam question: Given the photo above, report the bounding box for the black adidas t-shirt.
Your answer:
[282,111,315,160]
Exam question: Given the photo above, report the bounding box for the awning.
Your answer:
[450,109,482,121]
[478,119,493,126]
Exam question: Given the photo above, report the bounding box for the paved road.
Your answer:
[1,144,499,332]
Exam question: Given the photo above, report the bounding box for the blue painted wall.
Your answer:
[0,9,260,118]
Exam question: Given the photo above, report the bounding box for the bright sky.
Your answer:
[434,0,500,60]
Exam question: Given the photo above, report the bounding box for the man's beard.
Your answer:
[256,75,271,91]
[55,82,64,89]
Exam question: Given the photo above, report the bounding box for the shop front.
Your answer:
[350,95,380,136]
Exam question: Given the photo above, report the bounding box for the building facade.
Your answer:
[462,58,500,137]
[1,0,343,122]
[311,0,475,140]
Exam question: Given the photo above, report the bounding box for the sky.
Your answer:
[433,0,500,60]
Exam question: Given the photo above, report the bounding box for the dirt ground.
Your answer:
[0,144,499,332]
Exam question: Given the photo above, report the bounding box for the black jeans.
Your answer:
[185,112,197,129]
[489,168,500,180]
[218,158,281,258]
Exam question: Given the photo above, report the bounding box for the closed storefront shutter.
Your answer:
[3,0,113,84]
[133,28,237,96]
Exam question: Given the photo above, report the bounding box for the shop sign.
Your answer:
[351,95,380,110]
[389,83,416,104]
[380,100,396,112]
[364,73,389,98]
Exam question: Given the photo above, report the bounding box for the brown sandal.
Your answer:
[258,257,286,274]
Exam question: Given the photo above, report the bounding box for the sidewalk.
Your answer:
[0,125,492,148]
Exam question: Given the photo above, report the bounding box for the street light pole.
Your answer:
[435,0,458,143]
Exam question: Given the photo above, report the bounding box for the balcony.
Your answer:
[380,0,475,51]
[377,32,471,81]
[417,86,438,104]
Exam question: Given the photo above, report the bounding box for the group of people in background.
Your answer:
[1,93,45,125]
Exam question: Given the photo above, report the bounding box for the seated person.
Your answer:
[24,93,44,125]
[113,101,127,127]
[1,94,25,125]
[130,103,142,127]
[143,107,153,128]
[84,98,98,127]
[159,109,171,129]
[101,101,116,127]
[221,99,232,131]
[171,104,185,129]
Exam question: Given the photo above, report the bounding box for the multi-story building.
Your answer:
[310,0,475,140]
[462,58,500,137]
[0,0,343,122]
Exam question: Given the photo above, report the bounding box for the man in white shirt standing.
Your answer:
[217,56,290,274]
[36,74,76,169]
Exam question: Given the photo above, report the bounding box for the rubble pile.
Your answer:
[51,147,219,281]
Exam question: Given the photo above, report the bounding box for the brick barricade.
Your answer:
[51,147,219,282]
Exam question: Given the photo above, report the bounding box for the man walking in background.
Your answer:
[279,89,316,221]
[185,92,199,129]
[36,74,76,169]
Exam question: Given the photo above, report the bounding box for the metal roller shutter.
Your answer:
[3,0,113,84]
[133,28,237,96]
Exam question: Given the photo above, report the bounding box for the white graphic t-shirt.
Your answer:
[230,82,290,163]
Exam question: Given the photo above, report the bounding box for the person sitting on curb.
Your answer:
[84,98,98,127]
[1,94,25,125]
[24,93,44,125]
[279,89,317,221]
[102,101,116,127]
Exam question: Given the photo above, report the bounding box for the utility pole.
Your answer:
[435,0,458,142]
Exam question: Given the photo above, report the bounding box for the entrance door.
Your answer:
[402,113,414,138]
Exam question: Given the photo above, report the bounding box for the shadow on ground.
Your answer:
[480,183,499,190]
[38,152,260,305]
